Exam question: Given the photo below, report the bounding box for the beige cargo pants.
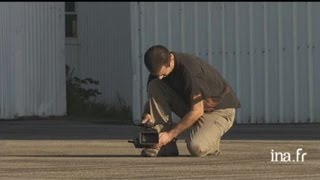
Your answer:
[147,79,236,157]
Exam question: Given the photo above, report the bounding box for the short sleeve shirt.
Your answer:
[147,52,241,110]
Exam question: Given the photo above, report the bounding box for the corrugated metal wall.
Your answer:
[65,2,132,107]
[131,2,320,123]
[0,2,66,119]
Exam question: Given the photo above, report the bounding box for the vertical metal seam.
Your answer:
[307,2,314,123]
[11,3,15,116]
[235,2,241,123]
[0,5,2,116]
[35,2,39,115]
[40,2,44,116]
[25,3,30,115]
[264,2,270,123]
[293,2,299,123]
[48,2,52,115]
[53,2,58,115]
[249,2,255,123]
[30,2,39,115]
[43,2,47,114]
[50,2,54,114]
[221,2,226,77]
[95,6,99,102]
[12,3,17,116]
[181,2,185,52]
[130,2,141,122]
[278,3,284,123]
[0,4,6,117]
[8,3,12,117]
[52,2,59,114]
[208,2,213,65]
[154,2,158,43]
[6,3,10,116]
[60,2,66,115]
[24,3,29,114]
[11,3,16,117]
[92,5,96,88]
[50,3,55,115]
[138,2,145,115]
[194,2,199,55]
[168,2,172,49]
[40,2,44,115]
[0,4,2,116]
[8,3,11,116]
[7,3,12,117]
[22,3,27,115]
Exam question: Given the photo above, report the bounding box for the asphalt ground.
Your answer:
[0,119,319,179]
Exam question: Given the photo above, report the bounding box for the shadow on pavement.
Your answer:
[0,119,319,140]
[1,155,192,158]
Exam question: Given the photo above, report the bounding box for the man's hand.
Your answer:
[141,113,154,124]
[165,100,204,143]
[158,131,174,147]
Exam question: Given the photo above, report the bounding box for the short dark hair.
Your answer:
[144,45,171,74]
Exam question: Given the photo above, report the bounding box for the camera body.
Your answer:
[128,123,159,149]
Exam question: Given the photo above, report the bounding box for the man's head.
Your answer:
[144,45,174,80]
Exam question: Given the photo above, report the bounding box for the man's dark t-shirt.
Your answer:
[147,52,241,112]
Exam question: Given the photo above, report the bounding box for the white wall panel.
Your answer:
[131,2,320,124]
[0,2,66,119]
[66,2,132,107]
[311,3,320,122]
[0,3,12,118]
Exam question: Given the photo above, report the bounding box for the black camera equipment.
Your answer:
[128,123,159,149]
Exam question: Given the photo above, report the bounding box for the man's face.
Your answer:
[154,64,171,80]
[152,54,174,80]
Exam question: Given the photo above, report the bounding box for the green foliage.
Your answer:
[65,65,132,123]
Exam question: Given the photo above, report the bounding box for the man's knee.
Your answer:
[186,140,211,157]
[187,140,220,157]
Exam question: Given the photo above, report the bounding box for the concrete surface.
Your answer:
[0,119,320,179]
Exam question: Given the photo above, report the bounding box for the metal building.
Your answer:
[0,2,66,119]
[0,2,132,119]
[1,2,319,124]
[131,2,320,124]
[65,2,132,107]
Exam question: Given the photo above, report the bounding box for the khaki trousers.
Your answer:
[147,79,236,157]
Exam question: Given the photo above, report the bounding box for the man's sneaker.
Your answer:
[141,140,179,157]
[141,148,159,157]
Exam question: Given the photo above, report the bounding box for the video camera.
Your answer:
[128,123,159,149]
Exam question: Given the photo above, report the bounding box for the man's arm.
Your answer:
[158,98,204,147]
[169,99,204,138]
[141,100,155,124]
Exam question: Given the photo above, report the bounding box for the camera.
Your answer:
[128,123,159,149]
